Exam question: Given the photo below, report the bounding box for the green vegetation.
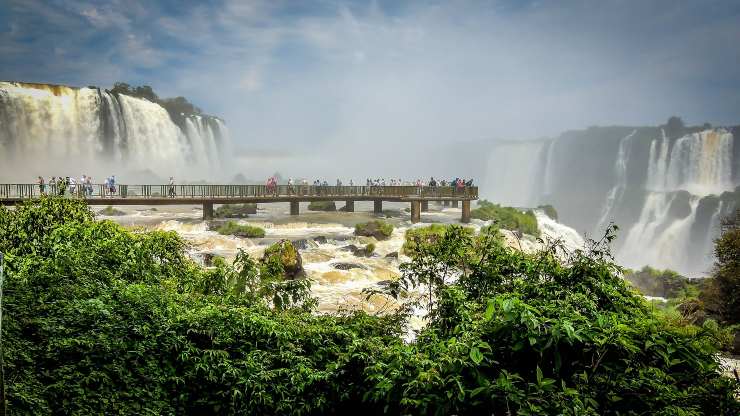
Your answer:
[471,200,540,236]
[702,210,740,327]
[402,223,474,256]
[0,198,737,414]
[623,266,702,299]
[537,204,559,221]
[109,82,215,128]
[354,220,394,240]
[214,203,257,218]
[365,242,376,255]
[214,221,266,238]
[262,239,304,279]
[307,201,337,211]
[98,205,126,216]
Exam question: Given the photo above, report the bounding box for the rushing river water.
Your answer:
[99,201,583,315]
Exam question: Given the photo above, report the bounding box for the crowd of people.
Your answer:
[276,176,475,196]
[37,175,118,197]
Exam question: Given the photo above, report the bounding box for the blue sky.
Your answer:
[2,0,740,174]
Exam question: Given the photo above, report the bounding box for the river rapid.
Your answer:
[99,202,584,315]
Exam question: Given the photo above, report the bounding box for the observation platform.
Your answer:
[0,184,478,223]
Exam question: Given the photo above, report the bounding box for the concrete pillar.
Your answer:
[374,200,383,213]
[461,200,471,223]
[421,200,429,212]
[344,200,355,212]
[411,200,421,223]
[452,200,459,208]
[290,201,300,215]
[203,202,214,220]
[443,200,450,207]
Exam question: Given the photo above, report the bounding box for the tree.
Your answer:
[665,116,686,139]
[702,210,740,325]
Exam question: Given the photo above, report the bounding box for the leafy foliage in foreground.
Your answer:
[0,198,737,415]
[471,200,540,236]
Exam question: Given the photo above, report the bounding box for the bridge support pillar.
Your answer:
[290,201,299,216]
[461,200,471,223]
[411,200,421,223]
[374,200,383,214]
[443,200,450,207]
[203,202,214,220]
[421,201,429,212]
[452,200,459,208]
[344,200,355,212]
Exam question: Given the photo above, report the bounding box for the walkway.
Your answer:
[0,184,478,223]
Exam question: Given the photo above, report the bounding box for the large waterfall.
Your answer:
[482,124,739,277]
[0,82,229,181]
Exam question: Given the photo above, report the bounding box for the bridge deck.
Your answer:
[0,184,477,223]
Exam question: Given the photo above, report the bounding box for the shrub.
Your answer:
[471,200,540,236]
[0,199,737,415]
[98,205,126,216]
[354,220,394,240]
[307,201,337,211]
[402,223,473,256]
[214,203,257,218]
[215,221,266,238]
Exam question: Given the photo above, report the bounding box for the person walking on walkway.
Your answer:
[168,177,176,198]
[37,176,45,195]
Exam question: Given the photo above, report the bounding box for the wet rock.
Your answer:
[354,220,394,240]
[202,252,216,267]
[262,239,305,279]
[332,262,368,271]
[313,236,328,244]
[291,238,318,250]
[385,251,399,259]
[340,244,374,257]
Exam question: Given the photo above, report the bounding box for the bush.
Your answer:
[701,210,740,326]
[307,201,337,211]
[214,203,257,218]
[215,221,265,238]
[472,200,540,236]
[365,242,376,255]
[402,223,473,256]
[0,198,737,415]
[354,220,394,240]
[623,266,702,299]
[98,205,126,216]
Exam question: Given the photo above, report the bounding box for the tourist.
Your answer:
[37,176,45,195]
[168,177,176,198]
[110,175,117,196]
[59,177,67,196]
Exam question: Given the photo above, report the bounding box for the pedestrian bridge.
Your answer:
[0,184,478,223]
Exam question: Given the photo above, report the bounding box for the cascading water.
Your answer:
[594,130,636,232]
[649,129,733,195]
[617,128,735,275]
[0,81,229,181]
[484,140,547,206]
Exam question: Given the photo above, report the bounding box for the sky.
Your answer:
[2,0,740,177]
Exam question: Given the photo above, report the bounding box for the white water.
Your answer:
[484,140,547,206]
[534,211,585,252]
[649,129,734,195]
[595,130,636,232]
[0,82,229,181]
[542,140,557,196]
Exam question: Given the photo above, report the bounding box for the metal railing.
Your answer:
[0,184,478,200]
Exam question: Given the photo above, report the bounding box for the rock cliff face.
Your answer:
[480,121,740,276]
[0,81,229,181]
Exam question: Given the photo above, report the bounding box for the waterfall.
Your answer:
[594,130,636,232]
[542,140,556,196]
[483,140,547,206]
[0,81,229,181]
[535,210,584,252]
[619,193,700,273]
[648,129,734,195]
